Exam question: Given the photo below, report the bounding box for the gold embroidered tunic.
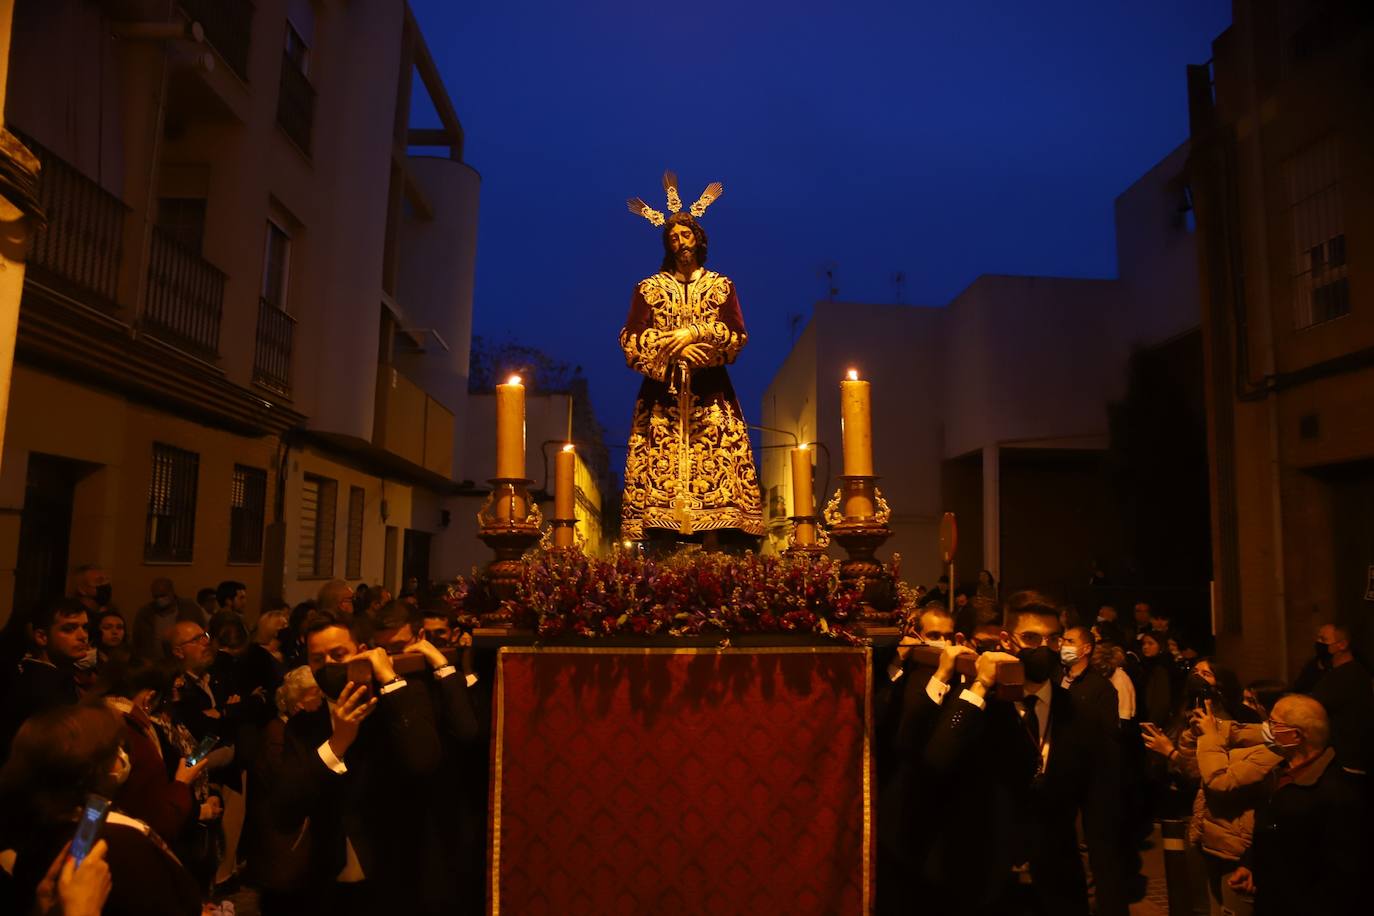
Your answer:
[619,269,764,538]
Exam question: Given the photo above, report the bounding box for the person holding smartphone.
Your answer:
[276,609,446,915]
[0,700,203,915]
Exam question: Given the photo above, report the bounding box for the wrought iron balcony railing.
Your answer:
[18,131,126,308]
[253,296,295,395]
[144,226,225,359]
[179,0,254,81]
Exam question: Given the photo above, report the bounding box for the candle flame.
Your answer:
[798,442,809,451]
[562,443,575,452]
[846,368,859,381]
[506,374,523,386]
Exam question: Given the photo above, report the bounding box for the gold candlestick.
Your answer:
[477,477,542,627]
[823,474,896,632]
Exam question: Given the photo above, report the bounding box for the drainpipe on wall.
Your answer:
[0,0,45,474]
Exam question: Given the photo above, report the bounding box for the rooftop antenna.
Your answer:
[892,271,906,304]
[817,261,839,303]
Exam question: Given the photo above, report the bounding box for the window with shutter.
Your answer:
[145,444,199,563]
[229,465,267,563]
[298,473,337,578]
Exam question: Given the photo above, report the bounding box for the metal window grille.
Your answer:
[145,443,200,563]
[298,474,337,578]
[1285,137,1349,328]
[229,465,267,564]
[345,486,365,579]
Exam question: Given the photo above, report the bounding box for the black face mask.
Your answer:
[94,584,113,606]
[314,663,350,701]
[1314,642,1331,661]
[1017,646,1058,684]
[973,640,1001,654]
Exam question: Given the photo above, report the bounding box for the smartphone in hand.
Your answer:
[346,657,374,688]
[70,794,112,866]
[186,734,219,767]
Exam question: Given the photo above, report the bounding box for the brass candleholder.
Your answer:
[476,478,542,627]
[783,515,828,557]
[823,475,896,632]
[541,516,583,554]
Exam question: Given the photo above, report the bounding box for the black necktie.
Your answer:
[1021,694,1041,750]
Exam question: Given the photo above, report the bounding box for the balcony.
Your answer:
[374,366,454,478]
[18,131,126,309]
[277,54,316,155]
[144,226,224,359]
[179,0,254,82]
[253,297,296,395]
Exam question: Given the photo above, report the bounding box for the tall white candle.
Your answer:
[840,369,873,476]
[495,375,526,479]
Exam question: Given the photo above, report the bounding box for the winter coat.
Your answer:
[1189,719,1284,861]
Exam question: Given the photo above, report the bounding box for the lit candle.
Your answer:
[790,443,815,546]
[840,369,873,476]
[790,444,814,516]
[495,375,526,479]
[555,444,576,546]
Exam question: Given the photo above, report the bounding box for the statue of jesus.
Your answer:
[619,175,764,544]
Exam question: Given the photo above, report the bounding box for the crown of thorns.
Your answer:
[626,170,723,228]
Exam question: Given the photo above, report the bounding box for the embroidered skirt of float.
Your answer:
[621,364,764,538]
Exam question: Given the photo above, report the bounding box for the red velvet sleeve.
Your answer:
[619,283,670,381]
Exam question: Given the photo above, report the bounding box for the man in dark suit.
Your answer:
[368,599,483,914]
[919,591,1125,916]
[873,604,976,914]
[277,610,449,916]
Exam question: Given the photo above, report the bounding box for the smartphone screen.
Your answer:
[186,735,218,766]
[70,794,112,865]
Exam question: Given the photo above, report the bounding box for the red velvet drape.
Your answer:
[490,647,872,915]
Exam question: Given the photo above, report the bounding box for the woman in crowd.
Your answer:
[102,660,214,846]
[94,608,131,670]
[1136,631,1178,726]
[0,700,204,915]
[1189,689,1287,916]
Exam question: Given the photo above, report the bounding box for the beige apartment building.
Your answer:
[762,145,1205,606]
[0,0,484,623]
[1189,0,1374,682]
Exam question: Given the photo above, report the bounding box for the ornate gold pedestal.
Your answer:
[824,475,897,634]
[477,478,542,628]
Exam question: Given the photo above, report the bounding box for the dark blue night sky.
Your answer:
[407,0,1232,453]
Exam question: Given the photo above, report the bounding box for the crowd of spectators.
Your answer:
[876,584,1373,916]
[0,568,483,916]
[1,561,1371,915]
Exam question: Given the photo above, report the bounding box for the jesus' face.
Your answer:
[668,222,697,269]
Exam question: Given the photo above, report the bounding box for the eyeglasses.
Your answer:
[1015,631,1063,650]
[176,631,210,649]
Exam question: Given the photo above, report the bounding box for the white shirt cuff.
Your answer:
[926,677,950,705]
[434,664,456,679]
[379,678,407,695]
[465,673,478,688]
[887,662,905,683]
[317,740,347,774]
[958,688,987,710]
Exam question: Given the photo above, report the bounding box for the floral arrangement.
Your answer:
[443,550,877,642]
